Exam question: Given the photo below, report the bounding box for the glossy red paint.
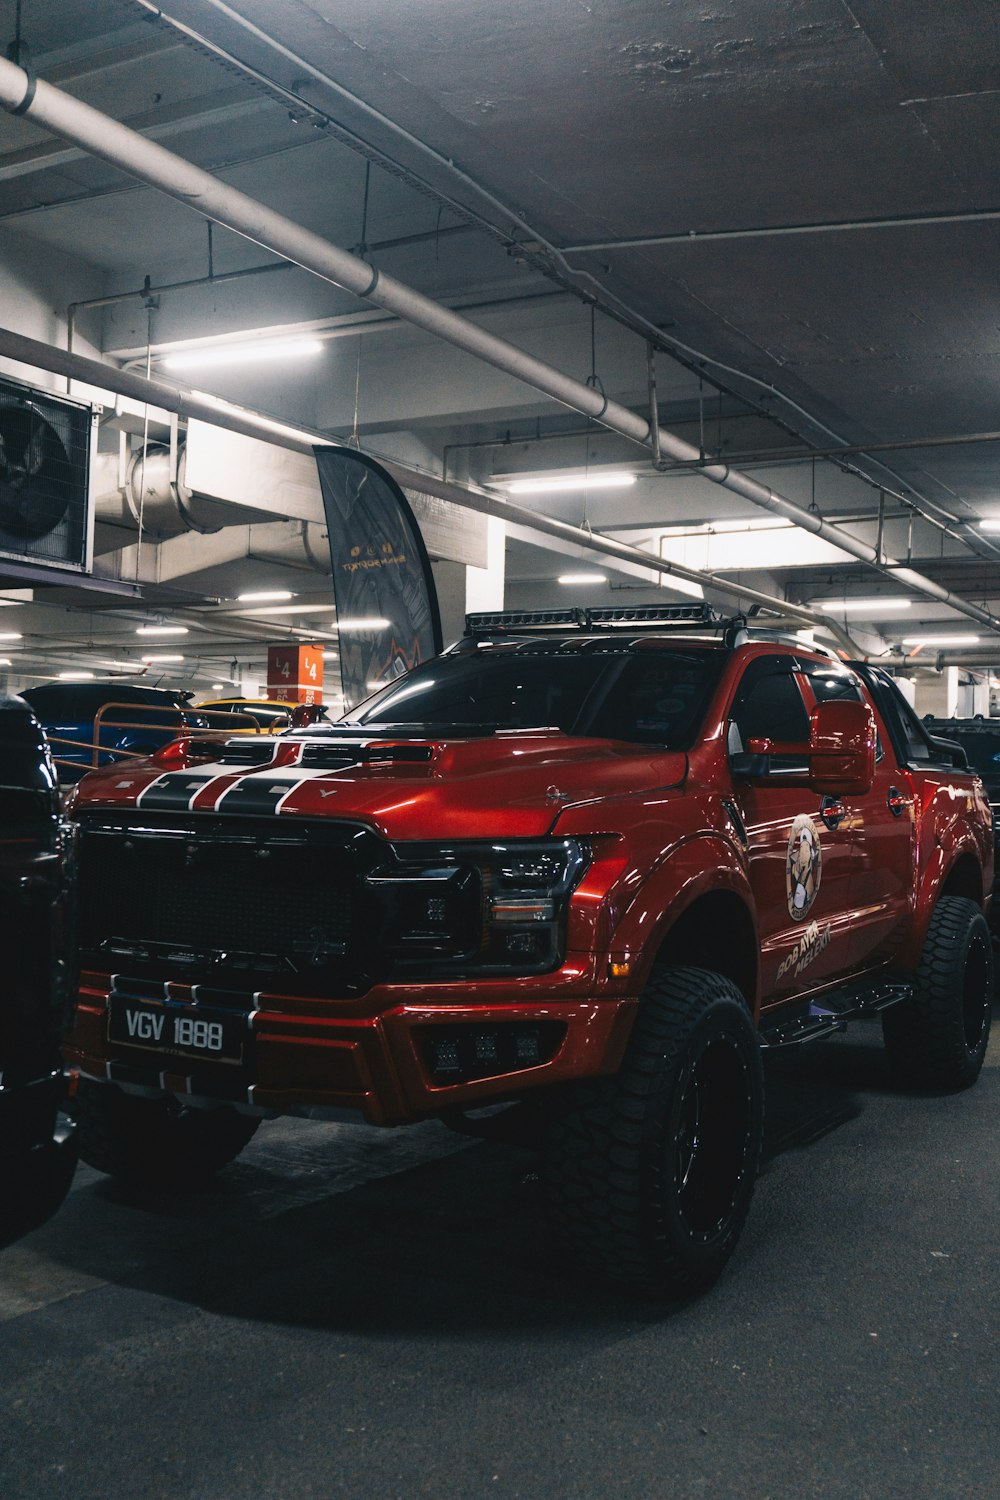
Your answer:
[65,634,994,1128]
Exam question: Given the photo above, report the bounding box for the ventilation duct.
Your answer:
[94,439,292,539]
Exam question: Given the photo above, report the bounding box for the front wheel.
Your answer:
[77,1079,260,1187]
[882,895,993,1091]
[545,967,764,1299]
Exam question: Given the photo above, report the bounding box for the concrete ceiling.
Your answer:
[0,0,998,695]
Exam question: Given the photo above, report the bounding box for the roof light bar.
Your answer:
[464,604,720,636]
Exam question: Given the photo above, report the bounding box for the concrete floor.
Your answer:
[2,1019,999,1500]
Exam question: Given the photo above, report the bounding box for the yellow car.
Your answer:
[193,697,294,734]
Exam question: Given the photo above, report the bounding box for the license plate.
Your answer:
[108,997,245,1064]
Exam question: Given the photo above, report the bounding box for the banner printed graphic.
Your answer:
[314,448,443,709]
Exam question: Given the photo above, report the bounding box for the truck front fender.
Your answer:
[607,834,761,1014]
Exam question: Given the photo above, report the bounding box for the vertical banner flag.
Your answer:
[314,447,443,709]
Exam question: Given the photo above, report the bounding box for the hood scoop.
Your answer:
[299,740,435,769]
[218,741,278,767]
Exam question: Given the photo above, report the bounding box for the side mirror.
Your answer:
[289,702,327,729]
[808,698,876,795]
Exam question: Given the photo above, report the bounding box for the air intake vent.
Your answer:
[218,742,276,766]
[0,377,94,573]
[299,741,434,768]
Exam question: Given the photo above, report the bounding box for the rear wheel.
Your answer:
[545,967,764,1299]
[77,1079,259,1187]
[882,895,993,1090]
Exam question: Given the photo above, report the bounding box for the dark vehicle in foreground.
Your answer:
[64,607,994,1297]
[0,696,76,1245]
[21,680,208,782]
[923,715,1000,933]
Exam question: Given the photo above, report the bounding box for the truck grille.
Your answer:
[77,815,381,992]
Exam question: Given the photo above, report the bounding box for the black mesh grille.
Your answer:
[77,817,376,986]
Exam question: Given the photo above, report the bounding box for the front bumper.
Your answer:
[66,970,638,1126]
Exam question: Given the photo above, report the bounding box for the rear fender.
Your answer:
[903,818,990,968]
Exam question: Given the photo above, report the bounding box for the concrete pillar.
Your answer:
[913,667,959,719]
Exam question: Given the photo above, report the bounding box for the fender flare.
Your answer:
[609,833,760,1006]
[909,821,989,960]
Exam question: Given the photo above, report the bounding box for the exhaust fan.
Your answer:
[0,376,94,573]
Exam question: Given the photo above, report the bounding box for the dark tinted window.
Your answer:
[354,652,609,732]
[586,651,725,746]
[731,668,810,743]
[802,666,863,704]
[352,645,723,747]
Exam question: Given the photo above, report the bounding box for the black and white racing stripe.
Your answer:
[134,762,356,814]
[136,766,235,811]
[212,766,345,813]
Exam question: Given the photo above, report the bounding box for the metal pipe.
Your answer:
[132,0,1000,548]
[562,206,1000,254]
[0,325,858,652]
[0,57,991,635]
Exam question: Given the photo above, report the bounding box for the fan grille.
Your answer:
[0,378,91,569]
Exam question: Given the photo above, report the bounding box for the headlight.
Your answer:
[368,838,591,976]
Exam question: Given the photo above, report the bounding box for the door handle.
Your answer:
[887,786,910,818]
[820,795,846,829]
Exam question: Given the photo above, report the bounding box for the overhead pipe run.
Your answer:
[0,54,995,640]
[0,326,860,653]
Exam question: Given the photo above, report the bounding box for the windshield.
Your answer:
[346,646,723,748]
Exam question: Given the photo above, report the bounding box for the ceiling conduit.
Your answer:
[0,56,994,639]
[0,325,860,652]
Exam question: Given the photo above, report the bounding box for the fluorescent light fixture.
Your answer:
[336,617,390,631]
[58,670,95,680]
[142,653,185,663]
[977,518,1000,532]
[0,657,11,666]
[237,589,295,603]
[808,598,913,613]
[558,572,607,585]
[902,634,981,646]
[136,625,189,636]
[161,338,324,372]
[505,473,636,495]
[211,683,225,690]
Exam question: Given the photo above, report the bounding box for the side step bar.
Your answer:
[759,979,913,1051]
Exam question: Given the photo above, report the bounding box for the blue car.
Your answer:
[21,681,208,782]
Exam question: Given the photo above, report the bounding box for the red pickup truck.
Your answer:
[63,607,995,1297]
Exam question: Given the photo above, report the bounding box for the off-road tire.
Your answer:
[882,895,993,1091]
[545,966,764,1299]
[77,1078,259,1186]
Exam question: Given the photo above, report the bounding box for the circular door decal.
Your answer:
[786,814,822,921]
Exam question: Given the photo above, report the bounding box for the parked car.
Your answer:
[923,715,1000,933]
[193,697,293,733]
[21,681,208,781]
[63,607,994,1297]
[0,694,77,1245]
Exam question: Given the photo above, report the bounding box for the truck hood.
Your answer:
[71,730,688,840]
